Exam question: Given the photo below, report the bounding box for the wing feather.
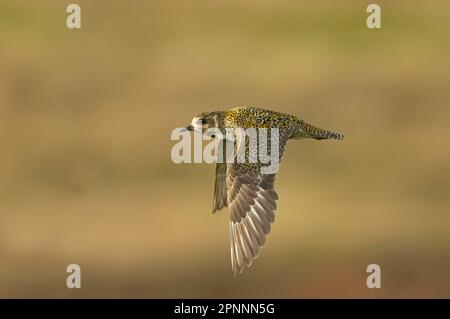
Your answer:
[213,163,228,213]
[227,169,278,275]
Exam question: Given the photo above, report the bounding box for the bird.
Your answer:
[185,106,343,275]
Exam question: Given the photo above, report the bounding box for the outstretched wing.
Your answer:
[227,168,278,275]
[226,127,291,275]
[212,163,228,213]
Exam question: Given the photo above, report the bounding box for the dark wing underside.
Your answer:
[213,128,292,275]
[213,163,228,213]
[227,169,278,275]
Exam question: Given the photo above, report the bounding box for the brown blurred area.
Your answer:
[0,0,449,298]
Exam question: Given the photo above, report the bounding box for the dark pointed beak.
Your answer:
[185,124,194,131]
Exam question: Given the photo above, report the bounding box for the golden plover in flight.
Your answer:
[185,106,343,275]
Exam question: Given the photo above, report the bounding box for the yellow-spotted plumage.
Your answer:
[198,106,343,140]
[186,106,343,275]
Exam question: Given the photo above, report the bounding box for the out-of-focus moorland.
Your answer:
[0,0,449,297]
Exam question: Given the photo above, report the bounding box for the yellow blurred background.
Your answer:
[0,0,449,298]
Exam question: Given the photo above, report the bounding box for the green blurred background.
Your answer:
[0,0,449,298]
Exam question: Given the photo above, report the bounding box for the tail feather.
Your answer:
[292,120,344,140]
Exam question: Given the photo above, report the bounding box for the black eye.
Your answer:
[201,118,207,125]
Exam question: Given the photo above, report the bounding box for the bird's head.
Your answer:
[185,111,225,136]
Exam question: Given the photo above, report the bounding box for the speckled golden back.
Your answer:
[195,106,343,141]
[224,106,299,130]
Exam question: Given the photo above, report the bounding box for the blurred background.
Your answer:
[0,0,449,298]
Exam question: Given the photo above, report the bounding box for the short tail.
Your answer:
[291,120,344,140]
